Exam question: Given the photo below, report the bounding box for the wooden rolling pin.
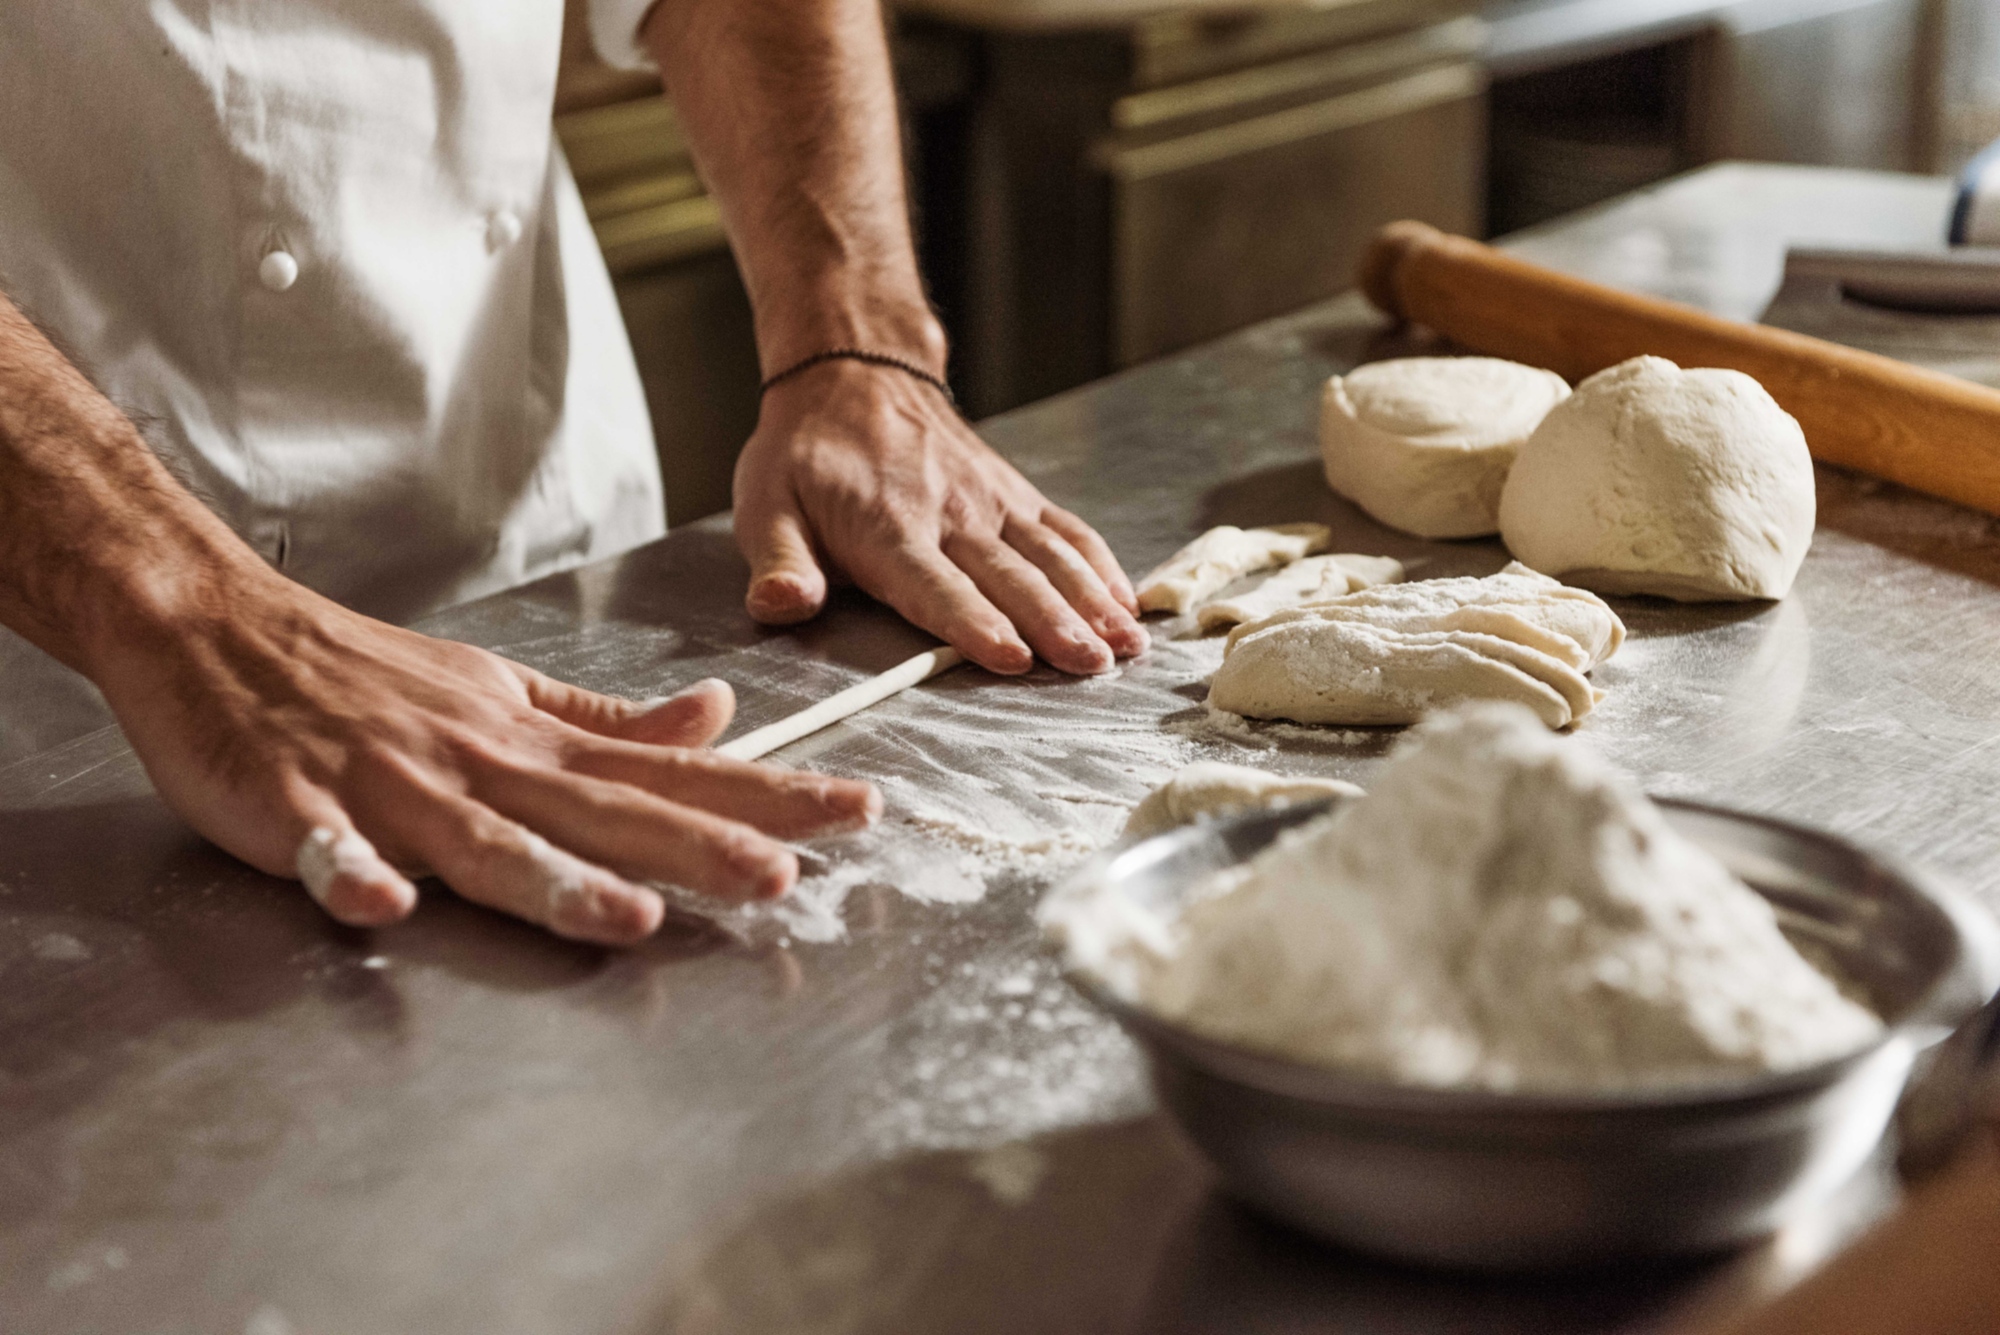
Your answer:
[1358,220,2000,519]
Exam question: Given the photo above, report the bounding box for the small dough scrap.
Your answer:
[1124,763,1361,839]
[1209,562,1623,730]
[1321,357,1572,539]
[1498,356,1816,601]
[1195,553,1405,631]
[1135,524,1332,615]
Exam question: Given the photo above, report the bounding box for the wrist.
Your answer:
[65,517,283,685]
[754,282,948,382]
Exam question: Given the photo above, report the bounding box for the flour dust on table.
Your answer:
[646,634,1270,942]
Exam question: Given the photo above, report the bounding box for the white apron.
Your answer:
[0,0,669,766]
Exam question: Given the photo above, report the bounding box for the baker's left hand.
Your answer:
[732,358,1148,676]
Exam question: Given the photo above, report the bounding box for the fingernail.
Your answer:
[993,641,1035,674]
[1070,628,1114,662]
[1101,617,1148,656]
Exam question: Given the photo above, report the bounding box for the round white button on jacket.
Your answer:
[485,209,523,253]
[258,249,299,292]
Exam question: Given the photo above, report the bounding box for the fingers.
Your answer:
[738,493,829,626]
[290,800,419,929]
[1042,506,1140,615]
[944,532,1116,675]
[1003,515,1149,659]
[465,758,799,904]
[855,541,1036,676]
[566,740,881,839]
[366,760,671,945]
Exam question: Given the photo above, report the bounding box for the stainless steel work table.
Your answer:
[6,164,1999,1333]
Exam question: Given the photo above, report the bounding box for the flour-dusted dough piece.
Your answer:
[1321,357,1572,539]
[1194,553,1405,631]
[1213,623,1598,729]
[1223,561,1624,666]
[1124,762,1362,839]
[1499,356,1816,601]
[1135,524,1332,614]
[1209,562,1624,729]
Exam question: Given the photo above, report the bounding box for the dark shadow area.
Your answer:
[0,791,729,1210]
[1137,1192,1742,1335]
[1609,595,1778,640]
[641,1113,1786,1335]
[643,1117,1213,1335]
[1299,315,1458,371]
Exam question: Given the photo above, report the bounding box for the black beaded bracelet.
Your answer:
[760,347,958,409]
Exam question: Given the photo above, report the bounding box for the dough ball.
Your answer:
[1498,356,1815,601]
[1124,763,1360,839]
[1320,357,1572,539]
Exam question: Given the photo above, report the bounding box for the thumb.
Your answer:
[738,494,828,626]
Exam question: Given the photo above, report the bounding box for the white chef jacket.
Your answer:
[0,0,671,766]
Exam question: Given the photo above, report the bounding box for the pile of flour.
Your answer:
[1047,704,1882,1092]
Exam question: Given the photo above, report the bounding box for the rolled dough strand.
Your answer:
[714,647,966,762]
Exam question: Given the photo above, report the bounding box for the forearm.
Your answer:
[0,293,259,674]
[644,0,943,376]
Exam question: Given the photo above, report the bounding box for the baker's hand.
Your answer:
[732,359,1148,675]
[89,573,880,945]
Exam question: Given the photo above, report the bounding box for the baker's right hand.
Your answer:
[88,569,881,946]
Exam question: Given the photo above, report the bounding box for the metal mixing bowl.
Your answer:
[1059,798,2000,1269]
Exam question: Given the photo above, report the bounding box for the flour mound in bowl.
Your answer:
[1074,704,1882,1092]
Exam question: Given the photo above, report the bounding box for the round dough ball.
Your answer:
[1498,356,1815,602]
[1319,357,1572,539]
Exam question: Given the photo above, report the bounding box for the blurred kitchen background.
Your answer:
[554,0,2000,523]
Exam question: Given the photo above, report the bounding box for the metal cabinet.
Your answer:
[1481,0,1930,235]
[1104,29,1486,365]
[1933,0,2000,171]
[930,1,1487,415]
[1703,0,1929,171]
